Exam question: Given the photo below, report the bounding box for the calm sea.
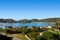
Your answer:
[0,22,55,28]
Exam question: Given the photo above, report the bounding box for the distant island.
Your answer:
[0,18,60,23]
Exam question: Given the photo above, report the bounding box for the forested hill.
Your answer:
[0,19,16,23]
[0,18,60,23]
[40,18,60,22]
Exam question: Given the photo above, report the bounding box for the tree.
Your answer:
[35,35,41,40]
[35,27,43,32]
[22,27,28,34]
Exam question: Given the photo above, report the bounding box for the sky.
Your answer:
[0,0,60,20]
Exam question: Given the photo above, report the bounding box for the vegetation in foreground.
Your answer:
[0,34,12,40]
[0,22,60,40]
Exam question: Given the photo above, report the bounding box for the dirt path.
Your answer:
[13,37,21,40]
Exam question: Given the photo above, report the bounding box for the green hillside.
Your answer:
[40,18,60,22]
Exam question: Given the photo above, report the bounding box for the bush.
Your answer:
[40,31,60,40]
[27,32,38,38]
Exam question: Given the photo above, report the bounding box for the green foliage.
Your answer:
[2,29,7,33]
[27,32,37,38]
[35,27,44,32]
[22,28,28,34]
[40,31,60,40]
[41,31,54,40]
[55,23,60,26]
[35,35,41,40]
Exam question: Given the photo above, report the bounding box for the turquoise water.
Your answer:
[0,22,55,28]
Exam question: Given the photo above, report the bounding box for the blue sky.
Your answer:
[0,0,60,20]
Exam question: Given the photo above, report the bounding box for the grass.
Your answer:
[48,29,60,35]
[1,29,28,40]
[17,34,28,40]
[10,33,28,40]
